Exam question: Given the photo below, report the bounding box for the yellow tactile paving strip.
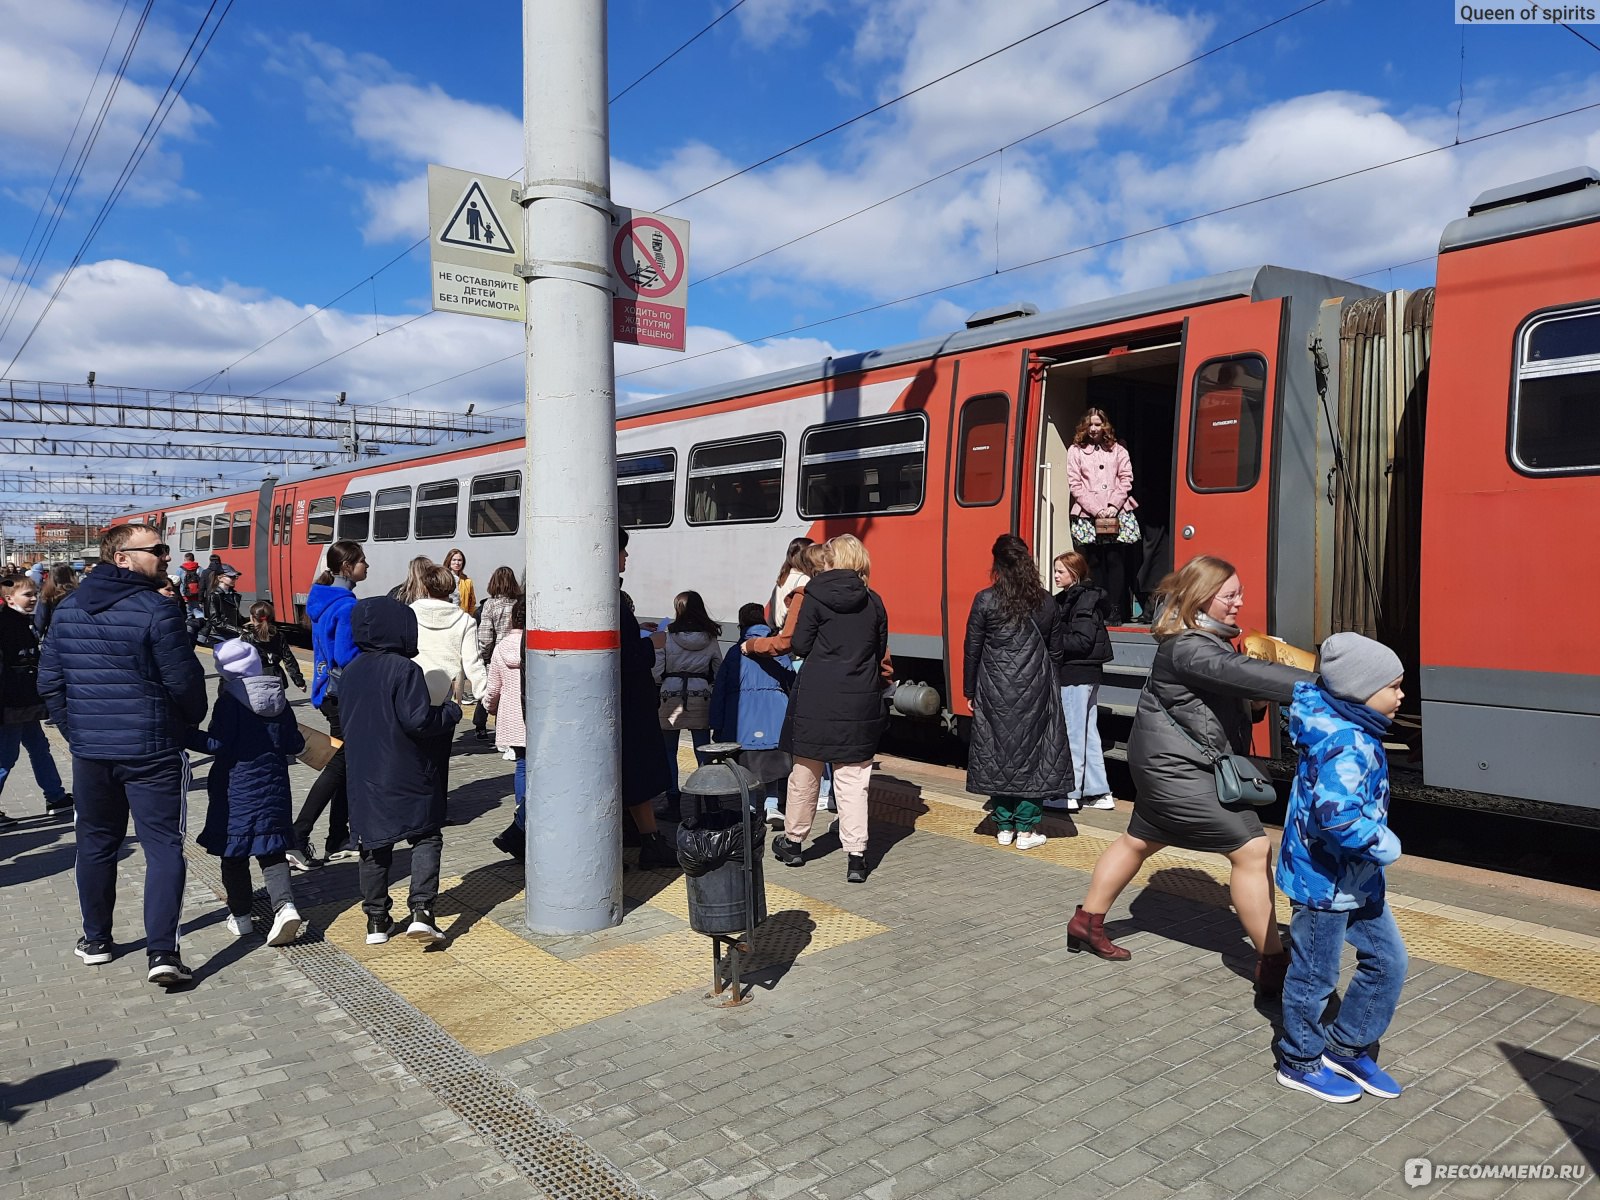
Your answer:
[305,866,888,1055]
[897,789,1600,1005]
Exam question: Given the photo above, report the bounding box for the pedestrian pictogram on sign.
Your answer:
[610,208,690,352]
[438,181,516,255]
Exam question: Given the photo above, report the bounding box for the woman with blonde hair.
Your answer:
[1066,555,1313,998]
[771,533,890,884]
[388,556,435,605]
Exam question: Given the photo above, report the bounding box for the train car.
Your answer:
[118,167,1600,819]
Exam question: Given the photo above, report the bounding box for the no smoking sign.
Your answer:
[610,208,689,351]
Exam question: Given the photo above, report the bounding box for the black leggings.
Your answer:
[292,696,349,855]
[1079,538,1129,624]
[220,852,293,915]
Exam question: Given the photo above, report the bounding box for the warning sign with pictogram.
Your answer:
[610,208,690,351]
[427,164,525,323]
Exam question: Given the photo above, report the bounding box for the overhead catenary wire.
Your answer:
[0,0,155,351]
[609,0,750,104]
[0,0,236,383]
[660,0,1114,211]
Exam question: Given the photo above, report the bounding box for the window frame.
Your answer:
[413,479,460,541]
[797,412,929,519]
[1185,352,1270,495]
[616,449,678,530]
[684,432,787,526]
[305,497,336,545]
[372,485,412,542]
[954,393,1010,508]
[179,518,195,552]
[1508,299,1600,478]
[336,491,372,543]
[211,513,232,551]
[232,509,252,550]
[467,471,521,538]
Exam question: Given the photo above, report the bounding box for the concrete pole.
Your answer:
[521,0,623,933]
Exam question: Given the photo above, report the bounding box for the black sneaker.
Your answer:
[45,794,74,819]
[0,811,18,830]
[147,954,193,987]
[406,909,445,943]
[771,834,804,867]
[75,937,113,965]
[637,832,677,871]
[492,828,525,862]
[285,846,321,873]
[365,915,396,945]
[846,853,868,884]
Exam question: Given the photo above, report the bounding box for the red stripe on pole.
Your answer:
[526,629,620,651]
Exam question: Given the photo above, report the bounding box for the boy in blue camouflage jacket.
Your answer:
[1274,632,1408,1103]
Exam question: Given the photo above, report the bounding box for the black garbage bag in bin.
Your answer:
[677,809,767,935]
[675,809,748,878]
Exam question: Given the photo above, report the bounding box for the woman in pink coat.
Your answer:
[1066,408,1139,624]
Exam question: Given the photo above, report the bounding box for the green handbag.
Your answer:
[1152,691,1278,809]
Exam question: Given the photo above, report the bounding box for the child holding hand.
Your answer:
[1274,633,1408,1103]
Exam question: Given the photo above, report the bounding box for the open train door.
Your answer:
[1174,299,1285,747]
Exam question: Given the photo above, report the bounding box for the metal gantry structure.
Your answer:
[0,438,368,467]
[0,471,249,497]
[2,379,520,444]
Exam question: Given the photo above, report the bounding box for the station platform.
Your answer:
[3,689,1596,1200]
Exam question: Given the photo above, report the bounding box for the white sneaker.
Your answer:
[1086,795,1116,810]
[1016,831,1048,851]
[225,913,252,937]
[996,830,1015,846]
[765,807,784,830]
[267,905,303,947]
[501,747,516,761]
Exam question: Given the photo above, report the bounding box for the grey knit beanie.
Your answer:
[1318,632,1404,703]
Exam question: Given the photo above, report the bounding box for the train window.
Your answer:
[232,510,251,550]
[337,492,371,543]
[414,481,459,539]
[306,497,336,544]
[373,486,411,541]
[686,434,784,524]
[212,514,232,551]
[194,517,210,552]
[956,394,1009,506]
[179,518,195,552]
[617,451,676,528]
[1511,303,1600,475]
[799,413,928,518]
[468,472,520,536]
[1188,354,1268,492]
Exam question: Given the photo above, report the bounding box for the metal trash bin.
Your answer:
[676,742,767,1004]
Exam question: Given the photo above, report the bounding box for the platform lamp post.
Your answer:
[520,0,624,933]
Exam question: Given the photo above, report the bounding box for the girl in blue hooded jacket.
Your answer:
[710,602,795,827]
[1274,632,1408,1105]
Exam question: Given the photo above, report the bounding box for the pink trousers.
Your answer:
[785,757,871,854]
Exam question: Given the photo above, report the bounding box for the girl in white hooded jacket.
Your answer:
[411,564,489,812]
[655,590,722,809]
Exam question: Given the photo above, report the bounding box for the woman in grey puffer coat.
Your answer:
[964,535,1073,849]
[1067,555,1313,997]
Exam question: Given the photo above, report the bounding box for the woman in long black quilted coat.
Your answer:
[964,534,1073,849]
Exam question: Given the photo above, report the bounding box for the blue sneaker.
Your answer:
[1323,1052,1402,1098]
[1276,1063,1363,1103]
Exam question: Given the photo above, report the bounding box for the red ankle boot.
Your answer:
[1066,905,1131,961]
[1255,949,1290,999]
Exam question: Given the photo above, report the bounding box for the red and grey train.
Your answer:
[117,168,1600,822]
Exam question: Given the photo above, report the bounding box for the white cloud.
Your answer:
[0,0,209,207]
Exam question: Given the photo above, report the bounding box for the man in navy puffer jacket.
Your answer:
[38,524,207,987]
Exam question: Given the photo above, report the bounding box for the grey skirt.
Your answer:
[1126,783,1265,854]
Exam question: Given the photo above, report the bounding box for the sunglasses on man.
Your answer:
[120,543,171,557]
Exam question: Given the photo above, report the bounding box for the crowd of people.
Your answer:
[12,511,1410,1104]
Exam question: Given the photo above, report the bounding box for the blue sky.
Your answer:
[1,0,1598,523]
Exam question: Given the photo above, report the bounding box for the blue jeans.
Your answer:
[661,727,712,797]
[1277,900,1408,1073]
[513,748,526,830]
[1059,684,1108,800]
[0,720,67,804]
